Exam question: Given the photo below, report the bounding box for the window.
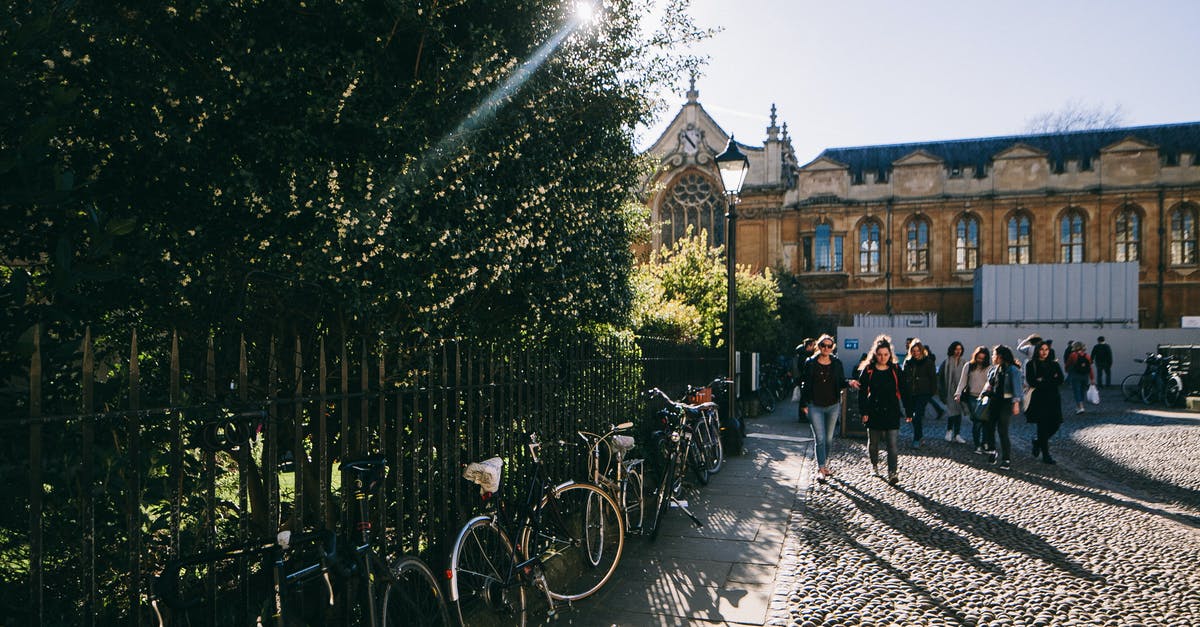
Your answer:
[1007,213,1032,264]
[858,221,882,273]
[905,219,930,272]
[1060,210,1086,263]
[658,172,725,249]
[803,223,844,272]
[1115,207,1140,262]
[955,215,980,271]
[1170,204,1199,266]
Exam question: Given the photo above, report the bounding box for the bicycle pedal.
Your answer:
[671,499,688,508]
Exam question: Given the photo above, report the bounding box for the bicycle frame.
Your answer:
[579,423,644,533]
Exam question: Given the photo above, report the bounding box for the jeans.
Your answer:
[1068,374,1089,405]
[867,428,899,476]
[963,397,985,448]
[984,399,1013,462]
[807,402,840,468]
[908,393,932,442]
[1096,366,1111,387]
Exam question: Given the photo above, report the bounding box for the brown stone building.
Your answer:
[645,86,1200,328]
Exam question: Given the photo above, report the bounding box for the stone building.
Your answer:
[644,84,1200,328]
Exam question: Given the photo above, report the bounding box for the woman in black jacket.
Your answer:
[857,335,909,485]
[799,334,860,482]
[901,338,937,448]
[1025,340,1065,464]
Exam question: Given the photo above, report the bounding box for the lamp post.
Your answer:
[716,136,749,424]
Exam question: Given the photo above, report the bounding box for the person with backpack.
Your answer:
[1064,341,1095,414]
[857,335,909,486]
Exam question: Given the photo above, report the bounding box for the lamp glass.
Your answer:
[715,136,750,195]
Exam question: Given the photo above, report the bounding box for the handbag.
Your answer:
[1021,387,1034,413]
[1086,383,1100,405]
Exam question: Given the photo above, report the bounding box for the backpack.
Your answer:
[1072,353,1091,375]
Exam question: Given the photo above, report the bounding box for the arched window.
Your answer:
[1060,209,1086,263]
[858,220,882,273]
[1007,213,1032,264]
[954,215,981,271]
[658,172,725,249]
[1114,207,1141,262]
[1169,203,1199,266]
[905,218,930,272]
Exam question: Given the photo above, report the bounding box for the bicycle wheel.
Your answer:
[520,482,624,602]
[382,556,451,627]
[448,516,526,627]
[758,388,776,414]
[1121,374,1142,402]
[704,412,724,475]
[647,448,677,541]
[1139,376,1159,404]
[622,462,644,533]
[688,437,709,486]
[1166,375,1185,407]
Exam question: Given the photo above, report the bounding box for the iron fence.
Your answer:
[1,326,722,625]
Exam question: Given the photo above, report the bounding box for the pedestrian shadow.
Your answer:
[829,480,1002,576]
[803,491,977,626]
[1011,467,1200,530]
[902,490,1103,583]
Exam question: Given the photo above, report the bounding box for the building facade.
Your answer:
[644,85,1200,328]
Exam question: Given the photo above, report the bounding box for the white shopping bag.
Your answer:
[1086,384,1100,405]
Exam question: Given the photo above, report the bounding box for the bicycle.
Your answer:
[151,455,449,626]
[447,432,624,626]
[644,388,706,541]
[682,383,725,476]
[1122,353,1186,406]
[578,421,646,535]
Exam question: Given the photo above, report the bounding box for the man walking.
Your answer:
[1092,336,1113,388]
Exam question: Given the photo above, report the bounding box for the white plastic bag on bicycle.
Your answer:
[464,457,503,496]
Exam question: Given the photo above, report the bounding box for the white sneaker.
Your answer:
[945,430,953,442]
[1075,407,1085,415]
[954,435,968,444]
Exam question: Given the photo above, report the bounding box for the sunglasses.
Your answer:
[819,343,834,349]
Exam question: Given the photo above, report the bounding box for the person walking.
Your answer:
[1064,341,1095,414]
[901,338,937,448]
[798,334,860,483]
[1092,336,1113,388]
[954,346,992,454]
[1025,340,1065,464]
[858,335,908,485]
[979,345,1023,470]
[939,341,968,443]
[793,338,816,422]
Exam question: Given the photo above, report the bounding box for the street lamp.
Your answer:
[715,136,749,424]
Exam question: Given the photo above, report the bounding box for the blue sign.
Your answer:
[844,338,859,350]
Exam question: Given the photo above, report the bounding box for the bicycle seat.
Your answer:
[464,457,503,496]
[611,435,635,454]
[340,454,387,474]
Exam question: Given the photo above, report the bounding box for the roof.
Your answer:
[811,121,1200,179]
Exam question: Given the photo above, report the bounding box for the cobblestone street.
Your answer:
[769,391,1200,626]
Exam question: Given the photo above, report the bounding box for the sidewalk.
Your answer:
[570,399,814,626]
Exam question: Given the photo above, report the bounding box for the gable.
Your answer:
[798,155,849,172]
[993,143,1048,160]
[1101,136,1158,153]
[893,150,943,167]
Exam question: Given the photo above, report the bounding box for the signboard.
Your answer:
[844,338,859,350]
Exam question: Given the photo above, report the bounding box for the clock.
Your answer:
[681,127,701,154]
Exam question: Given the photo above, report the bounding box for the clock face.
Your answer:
[681,128,701,154]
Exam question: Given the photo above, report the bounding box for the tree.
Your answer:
[1024,100,1125,134]
[632,229,781,350]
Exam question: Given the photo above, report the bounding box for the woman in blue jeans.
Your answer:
[799,334,860,482]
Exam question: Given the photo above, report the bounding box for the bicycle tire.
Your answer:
[1121,374,1142,402]
[688,438,709,486]
[448,516,526,627]
[622,463,644,533]
[648,452,679,541]
[520,482,624,602]
[704,412,724,475]
[758,388,776,414]
[383,556,451,627]
[1140,376,1159,404]
[1166,375,1185,407]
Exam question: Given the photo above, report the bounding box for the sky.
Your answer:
[636,0,1200,164]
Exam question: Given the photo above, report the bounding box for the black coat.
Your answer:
[798,355,850,406]
[1025,358,1064,425]
[858,364,908,430]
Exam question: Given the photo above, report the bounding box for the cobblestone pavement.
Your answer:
[769,391,1200,626]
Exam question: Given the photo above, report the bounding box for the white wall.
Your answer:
[834,325,1200,382]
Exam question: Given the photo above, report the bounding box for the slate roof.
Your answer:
[813,122,1200,179]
